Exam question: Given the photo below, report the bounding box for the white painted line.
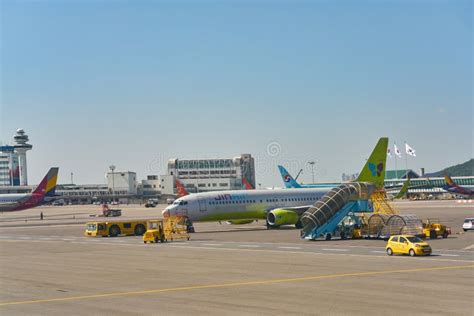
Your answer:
[371,250,387,254]
[278,246,302,250]
[322,248,348,252]
[18,237,32,240]
[436,254,459,257]
[202,243,223,247]
[239,245,260,248]
[463,244,474,250]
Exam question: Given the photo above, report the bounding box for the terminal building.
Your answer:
[57,171,139,204]
[160,154,256,195]
[141,175,161,197]
[0,129,33,186]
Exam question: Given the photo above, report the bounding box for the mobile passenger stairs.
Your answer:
[300,183,423,240]
[300,182,376,240]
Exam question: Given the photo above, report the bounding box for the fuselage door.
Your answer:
[198,197,207,212]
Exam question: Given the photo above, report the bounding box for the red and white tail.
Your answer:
[242,177,254,190]
[176,179,189,198]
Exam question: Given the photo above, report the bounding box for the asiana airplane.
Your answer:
[0,168,59,212]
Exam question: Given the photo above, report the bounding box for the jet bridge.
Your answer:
[300,182,375,240]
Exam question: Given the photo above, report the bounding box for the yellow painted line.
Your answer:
[1,264,472,307]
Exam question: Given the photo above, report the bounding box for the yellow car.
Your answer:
[386,235,432,256]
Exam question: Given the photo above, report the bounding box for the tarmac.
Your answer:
[0,200,473,315]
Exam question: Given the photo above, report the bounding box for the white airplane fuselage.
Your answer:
[0,193,43,212]
[163,188,330,222]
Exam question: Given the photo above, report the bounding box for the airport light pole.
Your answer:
[308,161,316,184]
[109,165,116,204]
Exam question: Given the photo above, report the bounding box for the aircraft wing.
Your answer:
[268,205,313,216]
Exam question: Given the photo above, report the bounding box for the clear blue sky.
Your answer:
[1,0,472,186]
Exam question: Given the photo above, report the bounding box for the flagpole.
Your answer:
[394,143,398,179]
[404,141,408,179]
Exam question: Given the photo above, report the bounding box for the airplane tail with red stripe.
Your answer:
[242,177,254,190]
[176,179,189,198]
[32,168,59,197]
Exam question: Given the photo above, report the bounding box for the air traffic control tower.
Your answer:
[0,129,33,186]
[13,129,33,185]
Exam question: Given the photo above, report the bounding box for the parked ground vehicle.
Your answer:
[102,204,122,217]
[322,216,361,240]
[84,220,147,237]
[144,200,156,208]
[422,218,450,238]
[143,220,165,243]
[143,217,190,243]
[386,235,432,256]
[52,199,65,206]
[463,218,474,231]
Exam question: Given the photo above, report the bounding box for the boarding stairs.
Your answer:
[370,190,399,215]
[163,216,190,241]
[300,182,375,240]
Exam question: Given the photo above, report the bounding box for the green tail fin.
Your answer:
[394,178,410,199]
[356,137,389,188]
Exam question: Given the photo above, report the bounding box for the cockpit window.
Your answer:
[178,201,188,205]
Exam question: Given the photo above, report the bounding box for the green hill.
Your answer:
[425,159,474,177]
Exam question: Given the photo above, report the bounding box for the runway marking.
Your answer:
[238,245,260,248]
[0,239,473,262]
[0,224,84,230]
[202,243,223,247]
[1,264,472,307]
[162,245,474,263]
[436,254,459,257]
[463,244,474,250]
[278,246,302,250]
[322,248,348,252]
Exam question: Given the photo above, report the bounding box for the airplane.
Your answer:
[163,138,388,229]
[175,179,190,198]
[392,177,410,199]
[0,168,59,212]
[242,177,254,190]
[443,175,474,197]
[278,165,340,189]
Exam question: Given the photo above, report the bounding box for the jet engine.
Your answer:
[267,209,300,227]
